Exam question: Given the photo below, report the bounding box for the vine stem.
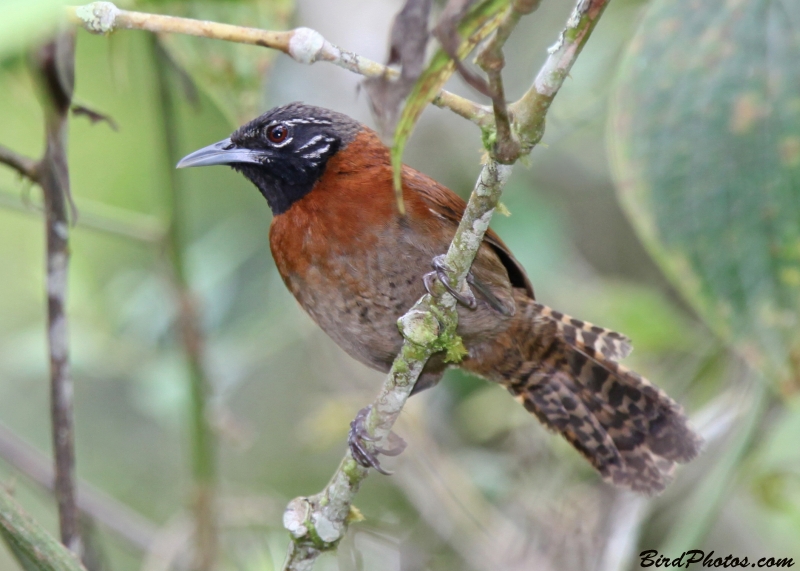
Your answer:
[35,32,82,557]
[0,31,84,562]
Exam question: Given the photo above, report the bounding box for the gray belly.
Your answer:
[282,229,515,374]
[287,255,428,372]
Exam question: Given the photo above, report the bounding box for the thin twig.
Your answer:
[0,145,39,181]
[475,0,542,163]
[66,2,487,126]
[34,32,82,557]
[0,188,164,243]
[151,36,218,571]
[0,422,158,552]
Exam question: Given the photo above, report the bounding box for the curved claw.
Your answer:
[347,405,401,475]
[424,255,477,309]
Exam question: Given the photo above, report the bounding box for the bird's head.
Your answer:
[177,102,361,214]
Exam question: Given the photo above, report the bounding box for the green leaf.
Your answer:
[141,0,294,125]
[610,0,800,384]
[0,0,65,59]
[0,488,87,571]
[390,0,510,205]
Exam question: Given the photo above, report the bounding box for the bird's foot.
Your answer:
[423,254,477,309]
[348,405,407,475]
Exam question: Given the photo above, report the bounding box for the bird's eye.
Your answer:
[267,124,288,144]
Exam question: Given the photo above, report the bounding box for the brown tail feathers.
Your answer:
[466,295,702,495]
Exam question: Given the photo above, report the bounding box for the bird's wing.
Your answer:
[402,165,535,300]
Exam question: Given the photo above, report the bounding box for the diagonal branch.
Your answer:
[510,0,612,149]
[66,2,488,125]
[281,159,512,571]
[281,0,612,569]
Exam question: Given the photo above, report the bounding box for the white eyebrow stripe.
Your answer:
[283,117,332,126]
[302,144,331,159]
[298,135,325,150]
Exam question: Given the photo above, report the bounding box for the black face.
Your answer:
[177,102,361,215]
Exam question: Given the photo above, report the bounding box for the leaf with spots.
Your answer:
[610,0,800,386]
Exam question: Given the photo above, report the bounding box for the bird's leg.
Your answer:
[348,405,407,475]
[423,254,477,309]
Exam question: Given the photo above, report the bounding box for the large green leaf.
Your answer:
[138,0,294,125]
[610,0,800,385]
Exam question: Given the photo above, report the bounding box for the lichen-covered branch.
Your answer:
[0,32,84,561]
[510,0,611,149]
[66,2,487,125]
[281,159,511,571]
[281,0,611,567]
[0,487,87,571]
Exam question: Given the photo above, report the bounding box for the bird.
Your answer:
[177,102,701,494]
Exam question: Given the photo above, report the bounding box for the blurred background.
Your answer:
[1,0,799,570]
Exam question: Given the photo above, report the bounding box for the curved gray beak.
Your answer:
[176,138,265,168]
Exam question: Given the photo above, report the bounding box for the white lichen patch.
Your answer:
[49,315,69,361]
[459,231,482,253]
[547,33,564,55]
[567,3,584,28]
[54,221,69,240]
[283,498,310,538]
[471,209,494,237]
[398,310,439,345]
[312,513,341,543]
[56,375,74,410]
[289,27,325,65]
[47,253,68,297]
[76,2,120,34]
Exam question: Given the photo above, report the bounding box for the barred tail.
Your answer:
[531,301,633,361]
[467,297,702,495]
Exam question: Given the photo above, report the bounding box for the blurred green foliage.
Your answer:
[156,0,294,124]
[611,0,800,388]
[0,0,66,60]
